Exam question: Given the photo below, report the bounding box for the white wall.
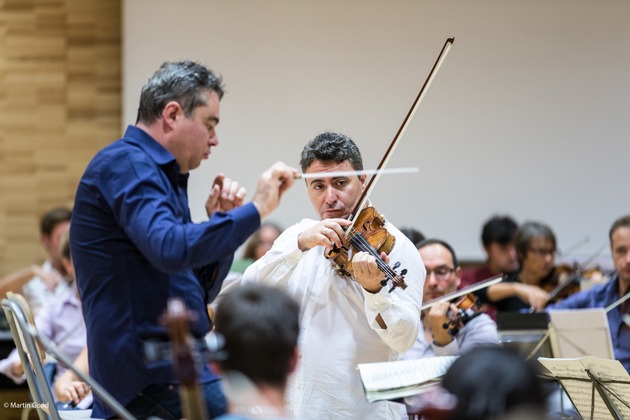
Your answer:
[124,0,629,266]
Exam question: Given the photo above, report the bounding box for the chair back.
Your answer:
[2,293,60,420]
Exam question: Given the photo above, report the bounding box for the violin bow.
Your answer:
[420,274,504,311]
[546,240,609,303]
[349,37,454,225]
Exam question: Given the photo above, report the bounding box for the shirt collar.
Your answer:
[123,125,178,168]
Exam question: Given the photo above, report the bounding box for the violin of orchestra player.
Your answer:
[404,239,500,361]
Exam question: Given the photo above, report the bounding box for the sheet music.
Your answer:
[539,356,630,419]
[357,356,457,402]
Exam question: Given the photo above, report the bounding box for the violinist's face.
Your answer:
[419,243,462,303]
[304,160,366,220]
[611,226,630,285]
[485,242,518,274]
[521,236,555,282]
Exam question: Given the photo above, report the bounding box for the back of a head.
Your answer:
[442,347,546,420]
[214,284,300,388]
[482,215,518,248]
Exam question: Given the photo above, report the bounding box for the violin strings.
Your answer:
[348,233,395,278]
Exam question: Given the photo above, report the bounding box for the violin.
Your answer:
[420,275,504,336]
[324,37,455,293]
[442,293,483,336]
[542,241,610,305]
[326,206,407,291]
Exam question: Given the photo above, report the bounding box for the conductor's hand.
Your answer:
[352,251,387,294]
[205,174,247,217]
[252,161,297,219]
[297,218,352,252]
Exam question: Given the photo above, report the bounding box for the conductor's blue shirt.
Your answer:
[70,125,260,418]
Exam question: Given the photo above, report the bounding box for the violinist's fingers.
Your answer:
[379,251,390,264]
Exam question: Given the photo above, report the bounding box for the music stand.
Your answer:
[538,309,627,419]
[496,312,553,361]
[547,308,614,360]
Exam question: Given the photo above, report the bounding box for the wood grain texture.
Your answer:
[0,0,121,275]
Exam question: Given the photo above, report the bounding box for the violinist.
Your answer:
[547,215,630,372]
[461,215,519,319]
[242,132,424,420]
[475,221,557,313]
[403,239,499,361]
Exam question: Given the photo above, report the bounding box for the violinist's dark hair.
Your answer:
[417,238,459,268]
[442,346,546,420]
[514,221,556,262]
[40,207,72,237]
[299,132,363,173]
[610,215,630,241]
[481,215,518,247]
[214,284,300,388]
[136,60,225,125]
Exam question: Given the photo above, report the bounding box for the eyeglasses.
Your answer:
[528,247,556,257]
[425,267,456,281]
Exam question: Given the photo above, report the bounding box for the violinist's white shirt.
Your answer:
[242,218,425,420]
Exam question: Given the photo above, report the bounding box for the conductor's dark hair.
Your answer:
[214,284,300,388]
[136,60,225,124]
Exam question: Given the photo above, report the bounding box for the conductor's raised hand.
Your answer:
[251,161,297,219]
[205,174,247,217]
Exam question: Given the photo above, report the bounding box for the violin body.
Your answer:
[327,207,395,274]
[442,293,483,336]
[544,264,608,305]
[325,206,407,291]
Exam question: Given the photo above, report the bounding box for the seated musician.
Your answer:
[403,239,499,360]
[213,284,299,420]
[461,215,519,320]
[0,234,86,400]
[547,215,630,372]
[475,221,556,313]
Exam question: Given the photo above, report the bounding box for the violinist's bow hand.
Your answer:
[297,219,350,252]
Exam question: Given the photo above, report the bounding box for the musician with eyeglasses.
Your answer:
[403,238,499,361]
[474,221,557,313]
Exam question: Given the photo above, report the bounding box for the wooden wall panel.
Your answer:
[0,0,121,275]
